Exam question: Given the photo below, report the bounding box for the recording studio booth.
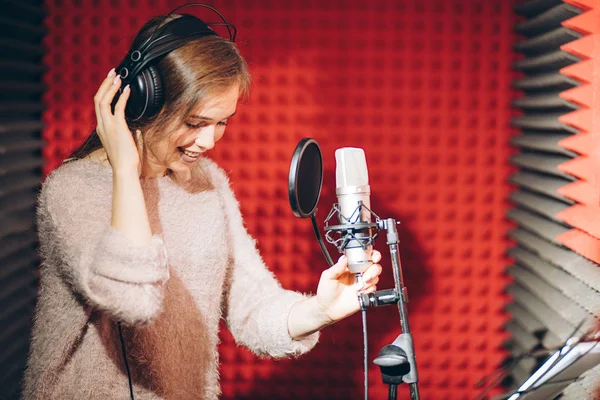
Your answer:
[1,0,600,399]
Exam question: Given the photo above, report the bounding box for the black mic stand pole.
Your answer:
[382,218,419,400]
[361,218,420,400]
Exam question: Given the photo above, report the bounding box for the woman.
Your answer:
[23,12,382,399]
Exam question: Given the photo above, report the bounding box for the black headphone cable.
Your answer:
[118,322,135,400]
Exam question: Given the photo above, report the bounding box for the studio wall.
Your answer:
[40,1,519,398]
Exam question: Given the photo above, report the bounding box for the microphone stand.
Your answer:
[367,218,420,400]
[323,206,420,400]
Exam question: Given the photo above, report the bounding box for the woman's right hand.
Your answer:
[94,69,141,175]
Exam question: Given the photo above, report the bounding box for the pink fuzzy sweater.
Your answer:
[23,157,319,399]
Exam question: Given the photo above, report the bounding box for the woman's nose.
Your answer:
[195,126,215,151]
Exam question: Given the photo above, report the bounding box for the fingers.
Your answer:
[99,75,122,122]
[357,262,382,294]
[114,84,131,120]
[321,255,348,280]
[358,283,378,295]
[357,272,379,295]
[363,262,382,283]
[94,69,118,125]
[95,69,121,137]
[357,250,382,292]
[372,250,382,263]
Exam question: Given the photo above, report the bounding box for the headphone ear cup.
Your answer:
[144,65,164,119]
[125,65,164,121]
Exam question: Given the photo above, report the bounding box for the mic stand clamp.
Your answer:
[359,288,400,309]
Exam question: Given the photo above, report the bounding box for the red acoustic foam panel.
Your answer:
[558,204,600,239]
[564,11,600,34]
[561,84,596,109]
[42,1,518,399]
[559,108,597,132]
[558,180,600,205]
[557,3,600,265]
[559,130,597,154]
[557,229,600,265]
[562,33,600,59]
[559,156,598,182]
[565,0,600,10]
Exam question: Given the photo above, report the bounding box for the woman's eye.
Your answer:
[186,121,227,129]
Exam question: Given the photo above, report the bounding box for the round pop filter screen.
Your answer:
[288,138,323,218]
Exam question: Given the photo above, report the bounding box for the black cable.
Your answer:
[118,322,135,400]
[361,307,369,400]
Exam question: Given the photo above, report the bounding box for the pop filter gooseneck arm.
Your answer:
[311,216,334,267]
[288,138,334,267]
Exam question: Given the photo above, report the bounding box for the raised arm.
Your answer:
[98,69,153,245]
[36,70,169,325]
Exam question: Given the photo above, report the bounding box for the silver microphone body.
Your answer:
[335,148,373,274]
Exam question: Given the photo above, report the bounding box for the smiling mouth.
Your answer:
[178,147,201,158]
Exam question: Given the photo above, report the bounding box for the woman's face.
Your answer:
[141,85,239,179]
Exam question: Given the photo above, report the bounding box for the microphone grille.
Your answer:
[335,148,369,188]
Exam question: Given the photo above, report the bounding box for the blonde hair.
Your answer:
[68,14,251,160]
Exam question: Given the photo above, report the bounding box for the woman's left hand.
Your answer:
[316,251,383,323]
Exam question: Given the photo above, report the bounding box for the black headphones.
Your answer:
[114,4,236,122]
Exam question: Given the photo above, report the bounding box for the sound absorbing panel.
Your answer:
[0,0,45,398]
[506,0,600,396]
[560,363,600,399]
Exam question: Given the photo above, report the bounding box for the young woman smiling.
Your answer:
[23,11,382,400]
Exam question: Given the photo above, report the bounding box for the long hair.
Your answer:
[67,14,251,161]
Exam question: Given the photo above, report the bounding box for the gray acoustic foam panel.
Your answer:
[505,1,600,395]
[513,72,580,92]
[0,1,45,398]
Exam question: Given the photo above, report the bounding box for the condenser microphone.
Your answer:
[335,148,374,274]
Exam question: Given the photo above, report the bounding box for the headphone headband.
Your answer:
[146,3,237,44]
[118,15,219,82]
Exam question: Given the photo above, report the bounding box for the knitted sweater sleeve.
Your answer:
[212,165,319,358]
[37,162,169,325]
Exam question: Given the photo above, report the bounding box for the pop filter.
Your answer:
[288,138,323,218]
[288,138,333,266]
